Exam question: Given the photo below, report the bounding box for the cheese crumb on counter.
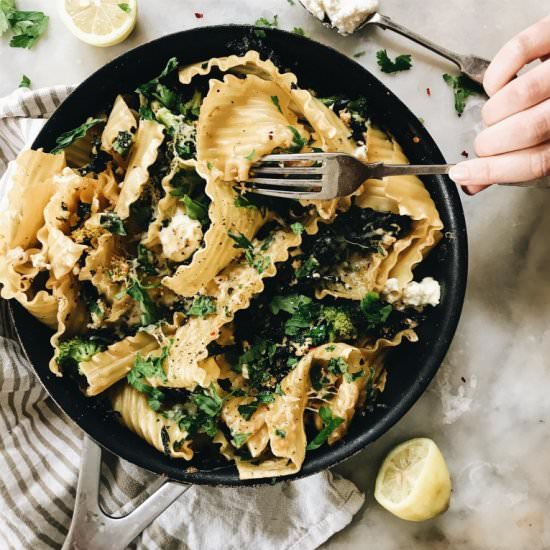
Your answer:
[159,208,203,263]
[301,0,379,34]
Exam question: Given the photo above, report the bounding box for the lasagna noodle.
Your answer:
[111,384,193,460]
[101,95,137,156]
[115,119,165,219]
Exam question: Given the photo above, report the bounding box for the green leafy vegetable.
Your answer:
[18,74,30,88]
[275,429,286,438]
[270,95,282,114]
[245,149,256,161]
[238,392,276,420]
[295,256,319,279]
[287,125,306,153]
[359,292,392,330]
[228,230,253,251]
[292,27,306,36]
[127,346,170,410]
[181,194,209,225]
[6,8,48,49]
[231,432,250,448]
[306,406,344,451]
[192,383,223,419]
[100,212,127,236]
[327,357,348,376]
[234,193,259,209]
[187,295,217,317]
[51,118,103,154]
[136,57,179,111]
[376,49,412,73]
[118,3,131,13]
[180,89,202,119]
[57,337,105,372]
[125,277,160,326]
[136,243,157,275]
[254,15,278,38]
[269,294,312,315]
[290,222,304,235]
[442,73,483,116]
[112,130,133,157]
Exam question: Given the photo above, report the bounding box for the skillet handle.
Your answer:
[63,436,190,550]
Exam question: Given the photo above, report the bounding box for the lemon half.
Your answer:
[374,437,451,521]
[58,0,137,47]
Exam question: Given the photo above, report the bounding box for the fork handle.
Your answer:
[369,163,454,178]
[367,13,490,85]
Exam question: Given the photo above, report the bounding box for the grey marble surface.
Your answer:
[1,1,549,549]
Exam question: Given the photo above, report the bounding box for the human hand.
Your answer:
[449,16,550,194]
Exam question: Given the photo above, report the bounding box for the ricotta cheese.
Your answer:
[301,0,379,34]
[159,208,203,263]
[402,277,441,308]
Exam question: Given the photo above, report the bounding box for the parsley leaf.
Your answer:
[228,230,253,250]
[287,125,306,153]
[127,346,170,410]
[359,292,392,330]
[136,243,157,275]
[125,277,160,326]
[136,57,179,110]
[291,222,304,235]
[7,9,48,49]
[181,194,209,226]
[238,392,276,420]
[327,357,348,376]
[51,118,103,154]
[118,3,131,13]
[100,212,127,236]
[0,0,14,36]
[192,383,223,417]
[228,230,270,273]
[231,432,250,448]
[254,15,278,38]
[376,49,412,73]
[306,406,344,450]
[187,295,217,317]
[245,149,256,161]
[275,428,286,438]
[442,73,483,116]
[292,27,306,36]
[269,294,312,315]
[271,95,282,114]
[18,74,30,88]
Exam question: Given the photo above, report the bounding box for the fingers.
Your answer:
[449,141,550,188]
[475,98,550,156]
[482,59,550,125]
[483,16,550,96]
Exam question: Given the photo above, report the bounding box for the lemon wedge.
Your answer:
[374,437,451,521]
[58,0,137,47]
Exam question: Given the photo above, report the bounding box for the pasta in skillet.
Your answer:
[0,51,443,479]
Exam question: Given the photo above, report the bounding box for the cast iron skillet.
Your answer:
[10,25,467,487]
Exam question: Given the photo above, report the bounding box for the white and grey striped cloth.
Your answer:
[0,87,365,550]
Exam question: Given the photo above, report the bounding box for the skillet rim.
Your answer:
[8,24,467,486]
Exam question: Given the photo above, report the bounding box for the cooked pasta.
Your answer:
[0,52,443,479]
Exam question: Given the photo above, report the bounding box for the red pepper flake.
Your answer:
[426,87,431,96]
[461,150,469,158]
[412,136,420,144]
[194,12,204,18]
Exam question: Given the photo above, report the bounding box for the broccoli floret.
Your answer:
[112,130,133,157]
[57,337,105,372]
[321,306,358,341]
[180,89,202,119]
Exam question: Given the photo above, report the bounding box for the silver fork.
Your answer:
[245,153,453,200]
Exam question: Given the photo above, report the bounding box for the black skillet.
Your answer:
[10,24,467,495]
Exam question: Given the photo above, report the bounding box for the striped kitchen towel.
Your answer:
[0,86,365,550]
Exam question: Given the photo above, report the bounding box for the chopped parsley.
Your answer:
[360,292,392,330]
[254,15,278,38]
[181,194,209,226]
[306,406,344,451]
[100,212,127,236]
[187,295,217,317]
[442,73,483,116]
[228,230,270,274]
[118,3,131,13]
[125,276,160,326]
[245,149,256,161]
[287,125,306,153]
[238,391,276,420]
[327,357,348,376]
[127,346,170,410]
[292,27,306,36]
[376,49,412,73]
[231,432,250,448]
[136,243,157,275]
[51,118,104,154]
[291,222,304,235]
[18,74,30,88]
[270,95,283,114]
[275,429,286,438]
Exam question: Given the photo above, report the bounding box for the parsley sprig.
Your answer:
[442,73,484,116]
[0,1,49,49]
[306,406,344,450]
[127,346,170,410]
[51,118,104,154]
[376,49,412,74]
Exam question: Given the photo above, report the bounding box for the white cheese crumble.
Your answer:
[402,277,441,307]
[159,208,203,263]
[301,0,379,34]
[6,247,27,263]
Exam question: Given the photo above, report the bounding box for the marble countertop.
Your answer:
[2,1,549,548]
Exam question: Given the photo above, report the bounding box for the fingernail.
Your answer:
[449,165,470,184]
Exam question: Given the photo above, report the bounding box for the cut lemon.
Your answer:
[58,0,137,47]
[374,437,451,521]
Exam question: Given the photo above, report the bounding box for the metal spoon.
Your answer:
[298,4,490,85]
